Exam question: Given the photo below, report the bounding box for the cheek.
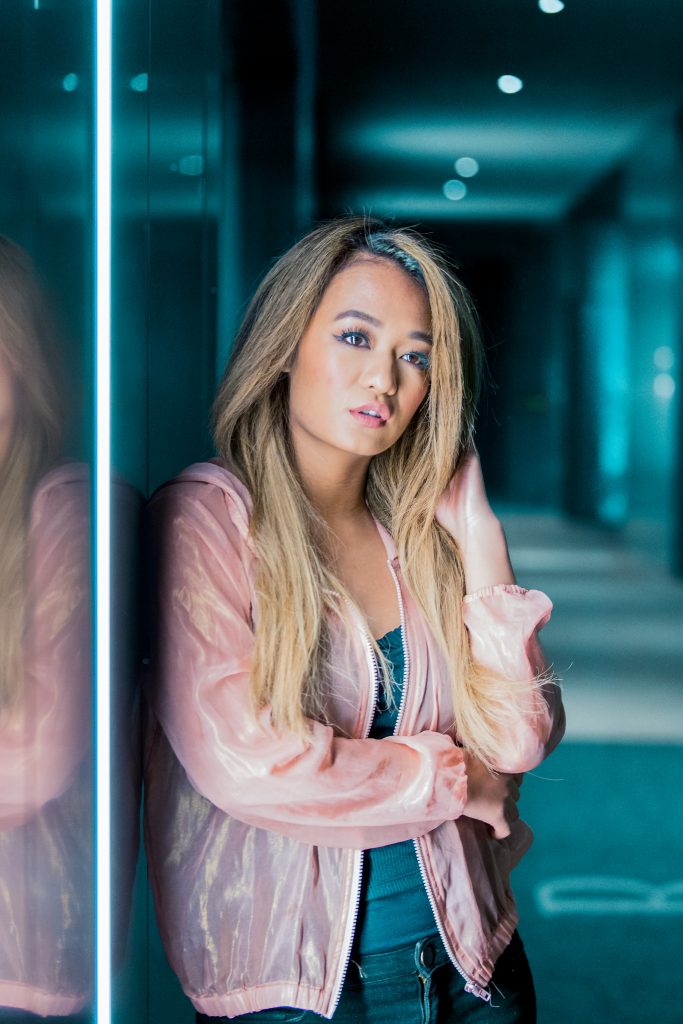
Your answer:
[402,376,430,418]
[299,345,352,393]
[289,346,351,425]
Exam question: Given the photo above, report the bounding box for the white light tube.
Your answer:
[95,1,112,1023]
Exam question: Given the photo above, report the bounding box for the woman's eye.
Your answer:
[335,330,369,347]
[402,352,431,371]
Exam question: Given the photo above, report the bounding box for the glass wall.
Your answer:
[110,2,223,1021]
[0,2,94,1021]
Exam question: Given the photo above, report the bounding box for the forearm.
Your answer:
[152,696,469,848]
[461,517,516,595]
[462,584,564,772]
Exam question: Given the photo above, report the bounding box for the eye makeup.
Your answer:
[333,327,431,372]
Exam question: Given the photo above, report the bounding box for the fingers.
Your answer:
[507,776,521,803]
[495,774,522,839]
[492,819,511,840]
[492,799,518,840]
[506,799,520,823]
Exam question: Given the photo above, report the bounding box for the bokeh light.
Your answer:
[443,179,467,201]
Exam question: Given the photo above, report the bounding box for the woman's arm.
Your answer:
[144,480,468,850]
[436,446,566,773]
[0,467,92,828]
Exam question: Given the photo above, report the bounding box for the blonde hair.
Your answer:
[0,236,64,709]
[212,215,544,769]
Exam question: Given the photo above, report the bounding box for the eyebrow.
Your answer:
[334,309,432,346]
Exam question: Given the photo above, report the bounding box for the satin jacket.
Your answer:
[0,462,92,1016]
[143,459,565,1016]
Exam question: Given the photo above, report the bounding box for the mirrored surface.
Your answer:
[0,2,94,1020]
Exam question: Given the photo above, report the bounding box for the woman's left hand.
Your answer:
[435,444,516,593]
[434,444,498,545]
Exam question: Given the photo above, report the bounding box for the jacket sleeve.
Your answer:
[144,480,468,849]
[462,583,566,773]
[0,471,91,829]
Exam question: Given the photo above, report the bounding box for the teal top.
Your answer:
[350,625,437,955]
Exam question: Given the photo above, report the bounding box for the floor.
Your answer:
[500,510,683,1023]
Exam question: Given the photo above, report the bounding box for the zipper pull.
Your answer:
[464,980,492,1002]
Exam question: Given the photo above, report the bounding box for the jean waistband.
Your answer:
[347,931,451,983]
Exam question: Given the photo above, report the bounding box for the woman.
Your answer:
[144,215,565,1022]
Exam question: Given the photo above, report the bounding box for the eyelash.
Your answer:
[334,328,431,372]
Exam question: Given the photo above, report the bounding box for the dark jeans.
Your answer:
[195,930,536,1024]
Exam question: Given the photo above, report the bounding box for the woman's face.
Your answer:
[287,257,432,465]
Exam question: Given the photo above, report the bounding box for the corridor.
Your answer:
[502,510,683,1023]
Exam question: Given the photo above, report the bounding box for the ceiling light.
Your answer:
[497,75,523,94]
[129,73,148,92]
[539,0,565,12]
[443,179,467,201]
[62,73,79,92]
[653,374,675,400]
[454,157,479,178]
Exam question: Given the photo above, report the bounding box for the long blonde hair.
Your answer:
[0,237,64,709]
[212,215,544,769]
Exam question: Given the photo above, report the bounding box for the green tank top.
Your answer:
[351,625,437,954]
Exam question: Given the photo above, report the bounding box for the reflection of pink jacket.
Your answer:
[0,462,92,1016]
[144,459,565,1015]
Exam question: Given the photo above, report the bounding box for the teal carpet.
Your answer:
[512,742,683,1023]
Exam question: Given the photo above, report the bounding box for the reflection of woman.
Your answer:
[145,216,565,1023]
[0,237,92,1019]
[0,236,63,728]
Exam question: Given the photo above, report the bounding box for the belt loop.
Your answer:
[350,957,367,980]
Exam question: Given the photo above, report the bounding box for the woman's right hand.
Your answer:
[461,750,523,839]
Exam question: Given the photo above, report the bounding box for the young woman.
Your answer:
[144,216,565,1023]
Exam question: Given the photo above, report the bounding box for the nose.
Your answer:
[360,350,398,396]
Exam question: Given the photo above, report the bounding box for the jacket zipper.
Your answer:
[386,559,491,1004]
[327,596,380,1017]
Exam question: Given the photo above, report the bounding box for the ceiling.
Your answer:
[316,0,683,223]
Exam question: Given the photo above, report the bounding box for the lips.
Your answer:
[349,402,391,423]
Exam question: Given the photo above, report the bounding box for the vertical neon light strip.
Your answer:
[95,0,112,1022]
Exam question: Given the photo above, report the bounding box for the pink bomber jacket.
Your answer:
[143,458,565,1016]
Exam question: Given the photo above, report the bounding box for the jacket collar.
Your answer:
[367,506,400,566]
[197,457,400,566]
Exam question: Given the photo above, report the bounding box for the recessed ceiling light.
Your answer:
[454,157,479,178]
[497,75,523,94]
[443,179,467,201]
[539,0,565,12]
[129,73,148,92]
[62,73,79,92]
[653,373,675,400]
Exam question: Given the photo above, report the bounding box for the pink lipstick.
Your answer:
[349,402,391,428]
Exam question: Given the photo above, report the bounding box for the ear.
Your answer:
[282,347,298,373]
